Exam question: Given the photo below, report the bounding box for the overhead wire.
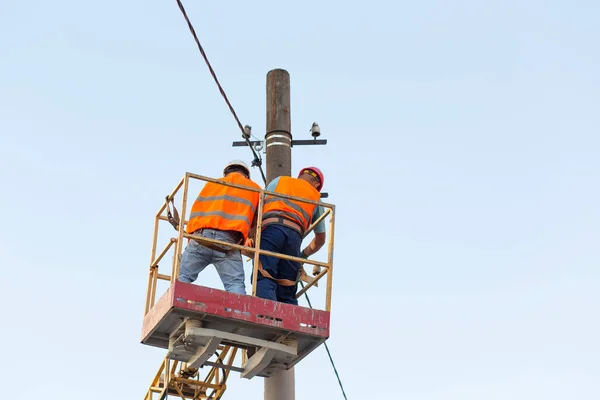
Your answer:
[299,281,349,400]
[175,0,267,185]
[174,1,346,397]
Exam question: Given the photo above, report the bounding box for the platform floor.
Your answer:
[141,280,330,377]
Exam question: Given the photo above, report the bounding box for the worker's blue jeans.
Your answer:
[255,224,302,305]
[178,229,246,295]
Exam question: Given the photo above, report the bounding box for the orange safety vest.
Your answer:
[262,176,320,234]
[186,173,261,240]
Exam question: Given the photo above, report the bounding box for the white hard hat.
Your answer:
[224,159,251,177]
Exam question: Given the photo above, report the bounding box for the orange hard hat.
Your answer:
[298,166,324,191]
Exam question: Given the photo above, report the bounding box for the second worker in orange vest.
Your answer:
[254,167,327,305]
[178,160,262,295]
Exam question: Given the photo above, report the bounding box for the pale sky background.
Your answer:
[1,0,599,399]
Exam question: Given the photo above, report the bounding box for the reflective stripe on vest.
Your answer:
[263,196,311,225]
[262,210,305,230]
[186,173,261,239]
[262,176,320,232]
[194,194,257,214]
[189,210,251,226]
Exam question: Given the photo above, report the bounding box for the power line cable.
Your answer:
[175,0,266,184]
[299,281,348,399]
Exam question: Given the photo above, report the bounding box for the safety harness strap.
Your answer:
[256,261,307,287]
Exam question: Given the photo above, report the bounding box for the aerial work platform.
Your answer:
[142,280,329,378]
[141,172,336,396]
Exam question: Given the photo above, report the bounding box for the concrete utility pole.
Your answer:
[230,68,327,399]
[264,68,295,399]
[265,69,292,183]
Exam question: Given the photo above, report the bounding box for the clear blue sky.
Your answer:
[1,0,599,399]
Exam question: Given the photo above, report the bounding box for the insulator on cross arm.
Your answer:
[310,122,320,139]
[243,125,252,139]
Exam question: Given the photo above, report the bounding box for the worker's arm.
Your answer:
[301,232,326,257]
[247,209,258,240]
[246,180,266,241]
[302,230,326,276]
[301,204,327,257]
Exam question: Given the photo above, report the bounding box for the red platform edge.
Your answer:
[142,280,330,342]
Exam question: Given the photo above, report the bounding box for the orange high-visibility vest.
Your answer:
[186,173,261,240]
[263,176,320,233]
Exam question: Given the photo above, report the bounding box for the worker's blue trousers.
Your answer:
[255,224,302,305]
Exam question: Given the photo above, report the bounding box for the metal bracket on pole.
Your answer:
[167,324,298,379]
[231,137,330,198]
[187,336,223,369]
[242,348,278,379]
[232,139,328,147]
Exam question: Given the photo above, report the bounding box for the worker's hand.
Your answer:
[241,238,255,258]
[312,265,321,276]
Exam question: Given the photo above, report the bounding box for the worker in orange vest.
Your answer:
[253,167,327,305]
[178,160,262,295]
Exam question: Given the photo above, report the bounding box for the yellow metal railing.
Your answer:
[144,172,336,317]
